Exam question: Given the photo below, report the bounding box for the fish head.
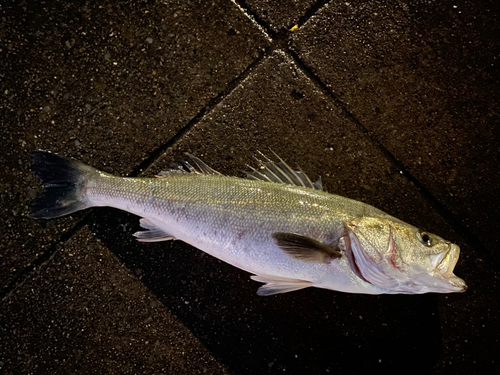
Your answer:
[344,216,467,294]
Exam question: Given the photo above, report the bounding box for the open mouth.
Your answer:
[436,244,460,278]
[433,244,467,292]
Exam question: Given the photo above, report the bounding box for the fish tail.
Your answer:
[29,151,97,219]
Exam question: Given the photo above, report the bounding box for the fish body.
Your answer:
[91,172,381,294]
[30,151,467,296]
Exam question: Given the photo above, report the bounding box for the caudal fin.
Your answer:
[30,151,96,219]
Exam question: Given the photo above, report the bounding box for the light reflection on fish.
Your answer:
[30,150,467,295]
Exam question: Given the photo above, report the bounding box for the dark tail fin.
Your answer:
[30,151,97,219]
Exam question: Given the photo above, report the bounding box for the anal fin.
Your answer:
[133,218,175,242]
[250,274,312,296]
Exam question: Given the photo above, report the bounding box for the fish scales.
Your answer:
[87,174,372,286]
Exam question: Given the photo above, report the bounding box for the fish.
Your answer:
[29,150,467,296]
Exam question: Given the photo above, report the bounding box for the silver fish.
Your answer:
[30,150,467,295]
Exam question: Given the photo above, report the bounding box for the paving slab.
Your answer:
[0,226,229,374]
[291,1,500,260]
[125,51,497,374]
[243,0,316,32]
[0,0,269,290]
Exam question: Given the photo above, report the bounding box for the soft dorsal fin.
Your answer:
[155,153,223,178]
[182,153,223,175]
[155,169,187,178]
[245,151,322,190]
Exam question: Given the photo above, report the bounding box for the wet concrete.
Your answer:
[0,0,269,290]
[0,227,229,374]
[243,0,317,32]
[1,0,499,374]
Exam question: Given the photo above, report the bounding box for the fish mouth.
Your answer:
[433,244,467,292]
[436,244,460,278]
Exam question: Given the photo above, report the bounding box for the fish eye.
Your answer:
[418,232,432,247]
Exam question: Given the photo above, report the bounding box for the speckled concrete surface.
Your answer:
[1,0,499,374]
[242,0,317,32]
[0,0,269,291]
[0,227,230,374]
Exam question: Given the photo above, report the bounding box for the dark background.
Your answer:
[1,0,499,374]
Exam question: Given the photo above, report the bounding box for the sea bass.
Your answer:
[30,151,466,295]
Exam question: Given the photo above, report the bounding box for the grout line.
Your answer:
[130,44,277,177]
[295,0,333,29]
[287,47,500,268]
[0,216,90,302]
[131,0,338,178]
[232,0,276,39]
[234,0,333,36]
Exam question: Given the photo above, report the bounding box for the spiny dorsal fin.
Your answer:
[245,150,322,190]
[272,232,342,263]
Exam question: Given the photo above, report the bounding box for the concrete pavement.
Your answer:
[1,0,499,374]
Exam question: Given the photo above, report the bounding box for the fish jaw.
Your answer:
[444,274,467,292]
[409,272,467,293]
[423,243,467,292]
[436,243,460,278]
[408,243,466,293]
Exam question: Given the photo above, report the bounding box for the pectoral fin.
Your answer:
[251,274,312,296]
[272,232,342,263]
[133,218,175,242]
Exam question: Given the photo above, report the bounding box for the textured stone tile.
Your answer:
[0,0,269,290]
[291,1,500,258]
[244,0,316,32]
[0,227,229,374]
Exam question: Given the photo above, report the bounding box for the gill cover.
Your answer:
[345,219,409,291]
